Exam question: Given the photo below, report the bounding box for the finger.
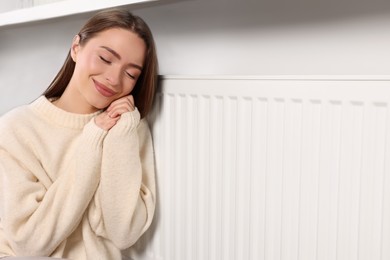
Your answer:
[128,95,135,108]
[107,95,132,109]
[95,111,120,130]
[108,105,133,118]
[107,95,134,112]
[107,97,135,117]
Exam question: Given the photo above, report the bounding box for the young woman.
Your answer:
[0,8,158,260]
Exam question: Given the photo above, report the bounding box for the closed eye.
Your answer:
[125,71,135,80]
[99,56,111,64]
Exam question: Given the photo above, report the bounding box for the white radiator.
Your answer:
[131,76,390,260]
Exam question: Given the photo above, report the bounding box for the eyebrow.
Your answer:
[100,46,143,71]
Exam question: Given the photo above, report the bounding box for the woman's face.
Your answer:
[69,28,146,111]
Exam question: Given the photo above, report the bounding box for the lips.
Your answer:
[93,80,116,97]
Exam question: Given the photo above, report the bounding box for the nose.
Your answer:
[105,65,121,87]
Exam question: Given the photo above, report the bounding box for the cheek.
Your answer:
[76,55,103,76]
[88,56,105,74]
[122,80,137,95]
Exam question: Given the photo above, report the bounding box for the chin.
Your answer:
[93,103,110,110]
[88,98,111,111]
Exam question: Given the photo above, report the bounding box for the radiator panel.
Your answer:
[132,77,390,260]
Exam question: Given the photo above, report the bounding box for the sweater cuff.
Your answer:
[109,108,141,136]
[83,118,108,148]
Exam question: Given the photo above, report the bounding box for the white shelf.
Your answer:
[0,0,159,27]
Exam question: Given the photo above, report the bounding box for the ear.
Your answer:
[70,35,81,62]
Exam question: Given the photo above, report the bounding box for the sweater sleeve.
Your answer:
[0,120,107,256]
[87,109,156,249]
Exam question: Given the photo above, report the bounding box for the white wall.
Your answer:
[138,0,390,75]
[1,0,390,113]
[0,1,20,13]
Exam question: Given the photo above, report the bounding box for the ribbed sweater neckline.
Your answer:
[30,96,101,129]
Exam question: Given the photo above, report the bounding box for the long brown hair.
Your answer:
[43,9,158,118]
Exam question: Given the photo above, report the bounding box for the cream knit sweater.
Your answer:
[0,96,156,259]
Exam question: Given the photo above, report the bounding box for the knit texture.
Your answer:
[0,96,156,259]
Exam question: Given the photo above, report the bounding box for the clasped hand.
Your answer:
[95,95,135,131]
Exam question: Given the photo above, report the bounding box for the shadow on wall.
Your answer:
[238,0,390,26]
[139,0,390,32]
